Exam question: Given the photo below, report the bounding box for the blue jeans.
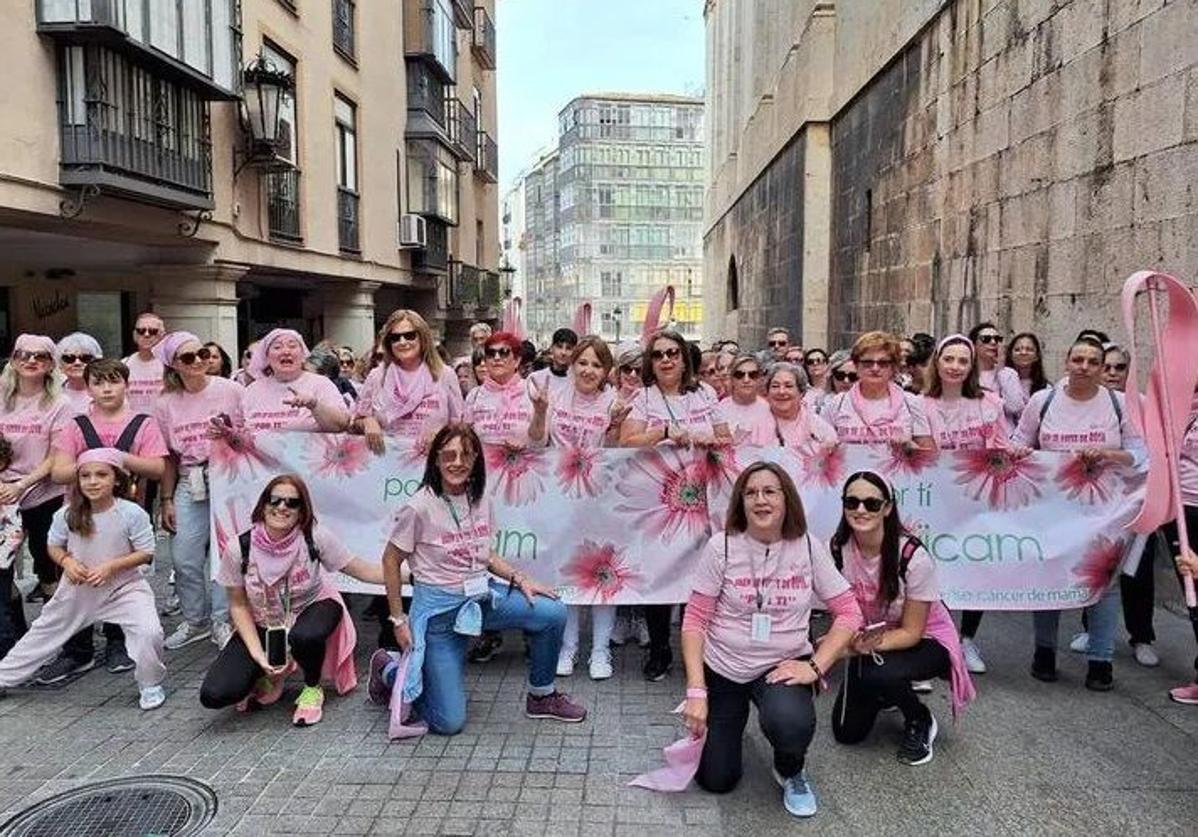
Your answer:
[172,478,228,628]
[417,590,566,735]
[1033,585,1120,663]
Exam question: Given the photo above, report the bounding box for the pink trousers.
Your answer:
[0,577,165,689]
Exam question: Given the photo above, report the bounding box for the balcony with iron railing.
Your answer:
[337,187,359,254]
[447,98,476,163]
[414,216,449,274]
[403,0,457,82]
[479,271,502,309]
[265,169,301,242]
[405,59,448,137]
[457,264,482,307]
[474,130,498,182]
[471,6,496,69]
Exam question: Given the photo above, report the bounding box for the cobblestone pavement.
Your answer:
[0,594,1195,836]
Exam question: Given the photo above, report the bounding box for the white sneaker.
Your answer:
[211,621,234,650]
[556,651,575,677]
[1069,632,1090,654]
[589,652,613,681]
[911,680,933,693]
[139,685,166,711]
[164,622,210,650]
[1132,643,1160,667]
[961,638,987,674]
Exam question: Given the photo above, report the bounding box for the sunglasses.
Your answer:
[732,369,761,380]
[176,348,213,366]
[135,327,161,337]
[60,353,96,366]
[975,334,1002,345]
[832,370,858,383]
[385,329,419,346]
[437,449,477,465]
[619,365,640,375]
[12,350,53,364]
[340,358,355,367]
[805,357,827,366]
[650,347,681,361]
[484,347,513,359]
[857,358,893,369]
[768,340,788,348]
[1105,363,1128,372]
[242,350,253,360]
[843,496,886,513]
[266,496,303,510]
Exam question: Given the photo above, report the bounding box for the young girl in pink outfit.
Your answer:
[0,449,166,709]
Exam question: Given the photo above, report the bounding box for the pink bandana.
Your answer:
[381,362,436,420]
[848,382,908,440]
[482,372,527,411]
[249,522,305,587]
[248,329,309,379]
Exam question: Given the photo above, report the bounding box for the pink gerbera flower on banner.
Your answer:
[699,443,744,493]
[307,434,371,480]
[1055,453,1120,505]
[561,539,643,603]
[874,442,939,477]
[555,444,604,499]
[1073,535,1126,594]
[208,432,279,481]
[614,448,708,540]
[951,448,1049,510]
[801,443,845,489]
[483,444,548,506]
[213,497,250,556]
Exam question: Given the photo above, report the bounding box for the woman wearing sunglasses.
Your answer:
[680,462,861,817]
[243,329,349,434]
[375,424,586,734]
[621,328,733,681]
[969,322,1026,424]
[55,332,103,415]
[821,332,934,449]
[802,349,830,392]
[153,332,245,653]
[613,344,643,401]
[200,474,383,726]
[464,332,534,449]
[721,355,774,445]
[1005,332,1050,400]
[1102,346,1130,392]
[0,335,72,606]
[830,471,975,766]
[766,363,838,451]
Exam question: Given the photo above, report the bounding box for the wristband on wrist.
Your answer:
[807,659,822,678]
[388,614,408,627]
[686,687,708,699]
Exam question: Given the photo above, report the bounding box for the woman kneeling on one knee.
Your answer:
[378,423,586,735]
[680,462,862,819]
[200,475,383,726]
[829,471,975,766]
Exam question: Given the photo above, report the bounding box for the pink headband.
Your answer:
[13,334,55,356]
[247,329,309,379]
[152,331,201,366]
[939,333,974,356]
[77,448,127,473]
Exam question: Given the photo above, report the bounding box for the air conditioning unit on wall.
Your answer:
[399,214,427,249]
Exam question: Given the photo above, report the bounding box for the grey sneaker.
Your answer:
[164,622,210,650]
[35,654,96,685]
[526,691,587,723]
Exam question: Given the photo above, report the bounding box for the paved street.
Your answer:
[0,588,1195,836]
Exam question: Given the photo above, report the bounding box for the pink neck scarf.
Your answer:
[249,522,304,586]
[848,382,907,438]
[382,362,435,420]
[483,373,526,411]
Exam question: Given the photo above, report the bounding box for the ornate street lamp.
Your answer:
[235,54,295,175]
[612,306,622,343]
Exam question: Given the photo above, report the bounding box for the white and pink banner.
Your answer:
[208,433,1144,610]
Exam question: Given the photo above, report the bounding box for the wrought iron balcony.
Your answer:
[404,0,456,83]
[414,216,449,273]
[337,187,359,254]
[56,44,213,210]
[405,59,448,136]
[458,264,482,306]
[474,130,498,182]
[333,0,356,60]
[447,99,476,163]
[479,271,502,308]
[471,6,496,69]
[450,0,472,28]
[266,168,301,242]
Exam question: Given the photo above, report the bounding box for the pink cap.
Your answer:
[76,448,127,473]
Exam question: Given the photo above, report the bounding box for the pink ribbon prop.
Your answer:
[1120,271,1198,606]
[387,652,428,740]
[627,702,705,792]
[572,302,593,336]
[640,285,676,348]
[501,296,525,341]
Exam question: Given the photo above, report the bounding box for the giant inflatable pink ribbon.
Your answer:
[640,285,676,347]
[1120,271,1198,605]
[501,296,525,340]
[572,302,593,336]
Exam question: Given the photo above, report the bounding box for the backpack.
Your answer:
[73,413,150,453]
[237,530,322,576]
[830,535,923,582]
[1036,387,1122,434]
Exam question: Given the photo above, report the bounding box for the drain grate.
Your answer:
[0,775,217,837]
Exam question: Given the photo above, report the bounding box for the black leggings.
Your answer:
[832,639,949,744]
[697,664,816,794]
[960,610,983,639]
[0,566,28,659]
[199,600,342,708]
[22,496,63,587]
[1160,505,1198,674]
[1119,535,1157,645]
[62,623,127,663]
[645,604,672,654]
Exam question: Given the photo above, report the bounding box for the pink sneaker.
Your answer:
[1168,682,1198,705]
[526,691,587,723]
[368,649,397,706]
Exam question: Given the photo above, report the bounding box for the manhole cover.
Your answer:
[0,775,217,837]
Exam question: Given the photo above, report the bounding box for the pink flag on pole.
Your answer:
[572,302,593,336]
[501,296,525,340]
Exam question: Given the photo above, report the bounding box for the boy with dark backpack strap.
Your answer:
[43,359,168,683]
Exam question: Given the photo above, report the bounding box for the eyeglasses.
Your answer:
[59,353,96,366]
[650,347,681,361]
[437,449,477,465]
[340,359,355,368]
[484,346,513,360]
[176,348,213,366]
[842,496,885,512]
[856,358,893,370]
[1105,363,1128,372]
[832,370,858,383]
[731,369,761,380]
[975,334,1002,345]
[744,487,782,501]
[768,340,788,348]
[12,350,53,364]
[266,496,303,510]
[804,357,827,366]
[385,330,419,346]
[135,327,161,337]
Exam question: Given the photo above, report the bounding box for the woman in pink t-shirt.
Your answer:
[0,334,71,603]
[721,355,774,446]
[529,337,629,681]
[55,332,102,416]
[830,470,975,766]
[679,462,861,816]
[970,322,1026,424]
[1005,332,1050,401]
[201,474,383,726]
[802,348,830,392]
[464,332,533,448]
[354,310,464,453]
[243,329,349,434]
[822,332,934,449]
[766,363,838,452]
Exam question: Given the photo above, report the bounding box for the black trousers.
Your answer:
[199,599,342,708]
[960,610,984,638]
[644,604,672,654]
[22,497,63,587]
[1119,534,1157,645]
[0,566,28,660]
[832,639,949,745]
[696,664,816,794]
[62,622,127,662]
[1160,505,1198,674]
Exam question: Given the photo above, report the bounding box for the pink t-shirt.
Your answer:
[546,386,617,448]
[61,384,92,416]
[691,531,851,683]
[722,397,776,446]
[123,353,165,414]
[1013,386,1137,452]
[841,536,939,627]
[0,392,71,509]
[1179,403,1198,507]
[921,393,1009,450]
[464,380,534,445]
[980,366,1027,423]
[529,368,573,400]
[628,385,726,435]
[774,408,839,450]
[354,364,464,440]
[388,488,493,590]
[243,371,349,432]
[47,498,155,587]
[822,388,931,445]
[216,524,354,625]
[55,409,168,460]
[154,377,245,466]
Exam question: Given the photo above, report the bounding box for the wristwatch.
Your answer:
[388,614,409,628]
